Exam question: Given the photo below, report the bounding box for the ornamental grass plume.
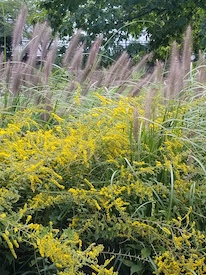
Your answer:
[69,43,85,72]
[195,50,206,94]
[3,60,11,89]
[129,72,153,97]
[63,29,82,66]
[27,22,48,68]
[132,53,153,73]
[11,62,24,95]
[12,6,27,61]
[116,59,133,95]
[43,39,58,84]
[144,61,164,124]
[181,25,192,80]
[40,26,52,61]
[1,6,205,115]
[165,41,183,99]
[79,35,103,94]
[22,22,47,86]
[103,51,130,87]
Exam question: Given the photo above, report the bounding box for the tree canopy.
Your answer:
[1,0,206,61]
[38,0,206,60]
[0,0,42,59]
[0,0,22,58]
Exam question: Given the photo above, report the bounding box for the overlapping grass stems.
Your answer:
[0,7,206,275]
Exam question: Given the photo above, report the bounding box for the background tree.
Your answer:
[0,0,44,59]
[0,0,22,58]
[38,0,206,62]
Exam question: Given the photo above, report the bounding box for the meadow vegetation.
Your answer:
[0,8,206,275]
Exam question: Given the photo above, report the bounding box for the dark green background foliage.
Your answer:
[0,0,22,58]
[1,0,206,61]
[38,0,206,59]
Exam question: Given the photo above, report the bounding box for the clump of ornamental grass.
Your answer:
[1,8,206,121]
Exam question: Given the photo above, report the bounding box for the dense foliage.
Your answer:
[38,0,206,59]
[1,91,206,274]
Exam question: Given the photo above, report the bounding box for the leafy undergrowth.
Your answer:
[0,92,206,275]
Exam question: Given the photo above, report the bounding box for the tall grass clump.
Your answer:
[0,8,206,275]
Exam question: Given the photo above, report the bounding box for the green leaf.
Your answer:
[141,247,151,258]
[130,263,144,275]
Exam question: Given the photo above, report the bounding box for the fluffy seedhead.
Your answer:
[104,52,130,87]
[182,25,192,79]
[12,6,27,61]
[132,53,153,73]
[40,26,52,61]
[165,41,183,99]
[79,35,103,91]
[69,43,85,72]
[11,62,24,96]
[1,6,205,116]
[196,51,206,83]
[63,30,82,67]
[43,39,58,84]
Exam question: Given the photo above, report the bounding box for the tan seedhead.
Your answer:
[79,35,103,90]
[103,52,130,87]
[69,43,85,72]
[44,40,58,83]
[196,51,206,84]
[11,62,24,95]
[129,66,157,97]
[40,26,52,61]
[1,4,203,115]
[12,6,27,61]
[132,53,153,73]
[165,41,183,99]
[182,25,192,79]
[63,30,82,66]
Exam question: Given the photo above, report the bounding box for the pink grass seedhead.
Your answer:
[166,41,183,99]
[44,40,58,84]
[1,4,205,114]
[182,25,192,79]
[63,30,82,67]
[12,6,27,55]
[11,62,25,96]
